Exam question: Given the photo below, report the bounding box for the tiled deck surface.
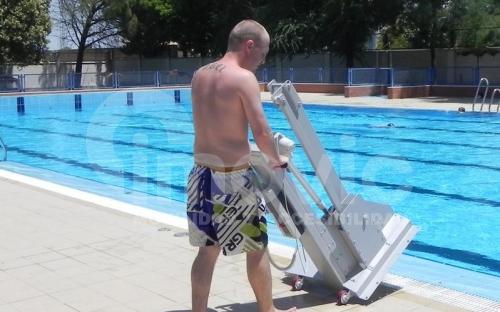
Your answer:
[0,177,480,312]
[261,92,473,111]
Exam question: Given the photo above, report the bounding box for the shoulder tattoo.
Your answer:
[203,62,226,73]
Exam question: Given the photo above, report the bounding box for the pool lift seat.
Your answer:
[0,137,6,161]
[249,80,419,304]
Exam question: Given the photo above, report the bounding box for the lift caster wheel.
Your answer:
[336,289,352,305]
[291,275,304,291]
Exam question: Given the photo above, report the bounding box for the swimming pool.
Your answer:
[0,89,499,298]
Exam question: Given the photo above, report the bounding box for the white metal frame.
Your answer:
[250,80,418,303]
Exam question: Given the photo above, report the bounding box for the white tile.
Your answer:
[40,237,80,251]
[123,295,183,312]
[88,305,138,312]
[50,287,118,312]
[71,252,131,271]
[23,271,80,294]
[23,251,67,264]
[68,270,117,287]
[10,295,78,312]
[121,271,188,294]
[5,264,51,281]
[54,229,107,245]
[102,263,148,278]
[54,245,96,257]
[217,286,257,304]
[0,279,44,304]
[88,280,161,304]
[0,257,31,271]
[39,257,88,273]
[0,271,12,283]
[3,247,52,259]
[0,304,19,312]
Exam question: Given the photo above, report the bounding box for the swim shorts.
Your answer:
[186,164,268,256]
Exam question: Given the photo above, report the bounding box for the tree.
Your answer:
[209,0,256,56]
[56,0,120,85]
[450,0,500,48]
[168,0,256,57]
[108,0,174,56]
[256,0,323,56]
[387,0,453,69]
[168,0,216,57]
[0,0,51,65]
[317,0,404,67]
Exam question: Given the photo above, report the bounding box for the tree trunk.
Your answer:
[346,53,354,68]
[74,45,85,88]
[430,39,436,68]
[429,3,438,83]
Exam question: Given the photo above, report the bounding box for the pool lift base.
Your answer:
[249,80,419,304]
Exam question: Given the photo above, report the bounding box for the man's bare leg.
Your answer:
[247,249,297,312]
[191,245,221,312]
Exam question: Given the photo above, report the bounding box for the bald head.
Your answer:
[227,20,269,52]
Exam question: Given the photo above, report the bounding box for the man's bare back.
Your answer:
[191,61,255,168]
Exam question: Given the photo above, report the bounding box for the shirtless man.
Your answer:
[187,20,296,312]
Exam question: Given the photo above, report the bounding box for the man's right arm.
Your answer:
[239,73,285,167]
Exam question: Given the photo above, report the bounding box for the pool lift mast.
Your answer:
[249,80,419,304]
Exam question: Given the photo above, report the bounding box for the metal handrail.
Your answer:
[0,137,6,161]
[473,77,489,111]
[489,88,500,113]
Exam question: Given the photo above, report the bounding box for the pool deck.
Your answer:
[261,92,474,111]
[2,175,499,312]
[1,87,477,112]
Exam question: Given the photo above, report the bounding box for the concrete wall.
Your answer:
[388,86,431,99]
[2,48,499,76]
[344,85,387,97]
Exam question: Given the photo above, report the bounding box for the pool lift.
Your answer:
[249,80,419,304]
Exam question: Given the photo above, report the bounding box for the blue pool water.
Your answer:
[0,89,499,296]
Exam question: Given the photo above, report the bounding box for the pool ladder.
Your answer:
[0,137,6,161]
[489,89,500,113]
[473,78,489,112]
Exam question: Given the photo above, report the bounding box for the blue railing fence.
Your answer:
[257,67,348,84]
[0,70,195,92]
[434,67,477,86]
[258,66,500,87]
[1,66,499,92]
[349,68,392,86]
[75,72,114,89]
[478,67,500,85]
[0,74,23,92]
[392,68,430,86]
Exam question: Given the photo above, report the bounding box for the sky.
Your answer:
[48,28,61,51]
[47,0,62,50]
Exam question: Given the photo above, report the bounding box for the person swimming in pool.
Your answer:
[372,122,397,128]
[187,20,295,312]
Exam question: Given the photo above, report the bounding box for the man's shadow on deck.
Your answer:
[166,276,399,311]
